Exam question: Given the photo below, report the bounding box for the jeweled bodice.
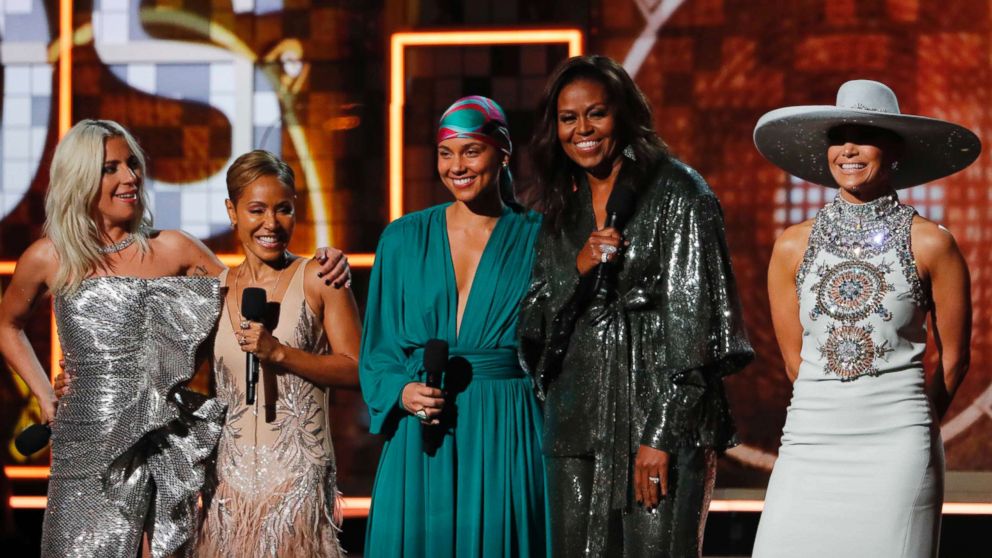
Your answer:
[796,194,929,381]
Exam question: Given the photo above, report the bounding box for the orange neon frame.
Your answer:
[10,14,991,518]
[389,29,584,222]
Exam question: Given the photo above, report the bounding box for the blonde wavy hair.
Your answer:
[44,119,152,293]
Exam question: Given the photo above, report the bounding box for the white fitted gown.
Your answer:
[752,194,943,558]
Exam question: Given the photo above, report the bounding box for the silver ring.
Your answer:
[238,337,248,346]
[414,409,428,420]
[648,476,661,484]
[601,251,609,263]
[240,320,249,330]
[599,244,618,256]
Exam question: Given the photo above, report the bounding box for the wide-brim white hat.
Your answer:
[753,79,981,189]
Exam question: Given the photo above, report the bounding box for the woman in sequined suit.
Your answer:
[519,56,753,557]
[195,150,361,557]
[0,120,349,558]
[751,80,979,557]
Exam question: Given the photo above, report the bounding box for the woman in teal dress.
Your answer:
[361,96,548,557]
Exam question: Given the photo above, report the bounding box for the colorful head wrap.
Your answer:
[437,95,512,155]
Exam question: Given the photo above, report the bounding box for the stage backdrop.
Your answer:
[1,0,990,502]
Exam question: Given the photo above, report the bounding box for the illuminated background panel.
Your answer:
[595,0,992,503]
[1,0,991,539]
[401,42,572,213]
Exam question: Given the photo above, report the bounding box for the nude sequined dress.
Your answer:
[752,194,943,557]
[43,276,225,558]
[197,261,343,558]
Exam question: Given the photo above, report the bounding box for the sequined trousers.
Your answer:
[42,276,225,558]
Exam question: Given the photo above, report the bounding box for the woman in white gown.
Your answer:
[751,80,979,558]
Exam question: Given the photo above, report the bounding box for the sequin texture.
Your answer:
[43,276,224,558]
[519,157,753,557]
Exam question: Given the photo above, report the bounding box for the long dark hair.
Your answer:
[526,55,669,229]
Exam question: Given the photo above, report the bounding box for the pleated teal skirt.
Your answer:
[364,367,549,558]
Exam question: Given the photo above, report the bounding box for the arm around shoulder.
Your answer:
[154,229,225,277]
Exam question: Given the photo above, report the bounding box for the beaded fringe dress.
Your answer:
[42,276,225,558]
[197,261,343,558]
[752,194,943,558]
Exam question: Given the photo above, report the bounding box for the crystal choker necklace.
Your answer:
[98,233,137,254]
[822,192,902,259]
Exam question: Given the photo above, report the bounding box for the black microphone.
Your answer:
[14,423,51,456]
[592,186,638,293]
[241,287,268,405]
[423,339,449,389]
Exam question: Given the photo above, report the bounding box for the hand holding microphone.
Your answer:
[577,187,638,289]
[401,339,448,424]
[240,288,268,405]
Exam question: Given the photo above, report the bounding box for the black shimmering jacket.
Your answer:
[519,156,754,460]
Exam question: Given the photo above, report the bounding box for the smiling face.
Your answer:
[827,124,901,198]
[94,136,142,228]
[556,78,618,173]
[226,174,296,264]
[437,137,504,204]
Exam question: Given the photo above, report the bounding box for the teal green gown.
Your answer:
[361,204,549,558]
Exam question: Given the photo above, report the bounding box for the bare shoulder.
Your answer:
[149,229,206,251]
[301,258,331,314]
[773,219,814,260]
[17,237,58,274]
[148,229,223,276]
[910,214,959,255]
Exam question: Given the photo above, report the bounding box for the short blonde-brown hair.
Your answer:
[225,150,296,203]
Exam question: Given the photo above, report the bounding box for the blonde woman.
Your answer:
[0,119,348,557]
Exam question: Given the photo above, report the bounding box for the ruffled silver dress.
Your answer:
[42,276,225,558]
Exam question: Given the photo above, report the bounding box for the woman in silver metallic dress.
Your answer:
[195,150,361,557]
[0,120,349,558]
[519,55,753,557]
[752,80,978,557]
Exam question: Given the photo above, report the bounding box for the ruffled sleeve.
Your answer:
[101,277,225,557]
[639,190,753,451]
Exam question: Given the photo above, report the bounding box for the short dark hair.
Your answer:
[226,150,296,203]
[526,55,669,229]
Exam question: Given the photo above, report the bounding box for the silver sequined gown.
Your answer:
[752,194,943,558]
[43,276,225,558]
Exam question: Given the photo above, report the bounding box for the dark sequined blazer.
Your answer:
[519,156,754,458]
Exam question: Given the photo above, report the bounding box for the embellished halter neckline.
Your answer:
[818,192,902,260]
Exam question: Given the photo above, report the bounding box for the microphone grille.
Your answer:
[241,287,268,321]
[423,339,449,374]
[606,186,638,223]
[14,424,51,456]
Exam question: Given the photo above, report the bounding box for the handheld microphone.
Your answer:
[592,186,638,293]
[423,339,449,389]
[14,423,51,456]
[241,287,268,405]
